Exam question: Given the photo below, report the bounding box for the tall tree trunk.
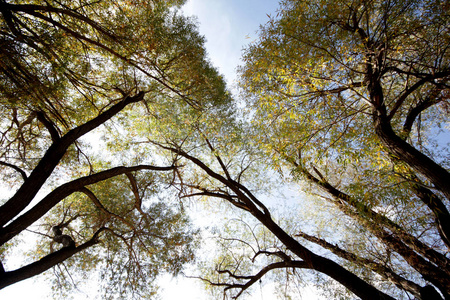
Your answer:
[373,112,450,201]
[369,81,450,201]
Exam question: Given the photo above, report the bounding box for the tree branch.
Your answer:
[7,4,200,108]
[79,187,135,230]
[182,190,251,212]
[0,91,146,228]
[0,2,115,39]
[388,78,429,121]
[156,142,397,300]
[372,96,450,202]
[35,110,60,142]
[402,92,443,137]
[252,250,291,262]
[295,231,423,298]
[153,142,267,216]
[125,172,144,214]
[0,163,176,245]
[0,161,27,180]
[291,160,450,272]
[218,261,309,299]
[0,228,104,290]
[409,179,450,249]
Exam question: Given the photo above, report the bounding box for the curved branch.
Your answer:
[218,261,309,299]
[409,180,450,249]
[0,91,145,228]
[0,163,176,245]
[253,250,291,262]
[125,172,144,214]
[0,161,27,180]
[388,77,430,120]
[35,110,60,142]
[402,92,443,137]
[79,187,135,230]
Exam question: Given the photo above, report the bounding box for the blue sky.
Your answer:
[182,0,280,87]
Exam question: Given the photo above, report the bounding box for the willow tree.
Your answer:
[0,0,229,297]
[143,0,450,299]
[237,0,449,298]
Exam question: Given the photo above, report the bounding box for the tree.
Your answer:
[2,0,448,299]
[0,0,229,297]
[144,0,450,299]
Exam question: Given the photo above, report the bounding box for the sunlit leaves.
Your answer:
[240,0,449,205]
[236,0,450,298]
[0,0,230,298]
[28,171,198,298]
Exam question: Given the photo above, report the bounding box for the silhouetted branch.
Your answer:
[0,161,27,180]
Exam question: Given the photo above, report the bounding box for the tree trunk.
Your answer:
[369,80,450,201]
[373,112,450,201]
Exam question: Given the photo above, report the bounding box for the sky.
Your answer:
[0,1,322,299]
[182,0,280,89]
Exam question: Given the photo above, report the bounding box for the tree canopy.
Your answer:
[146,0,449,299]
[0,0,229,297]
[0,0,449,299]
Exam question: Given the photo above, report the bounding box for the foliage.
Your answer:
[0,0,229,298]
[144,0,450,299]
[236,0,450,298]
[1,0,449,299]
